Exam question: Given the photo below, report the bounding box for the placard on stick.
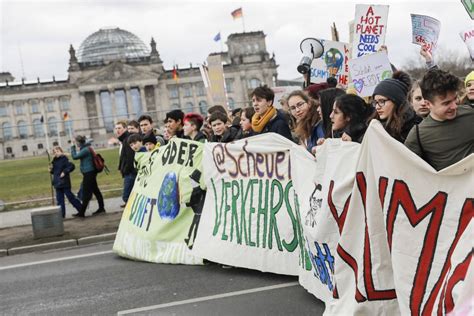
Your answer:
[352,4,389,58]
[410,14,441,54]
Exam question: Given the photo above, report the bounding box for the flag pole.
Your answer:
[41,113,50,152]
[242,12,246,32]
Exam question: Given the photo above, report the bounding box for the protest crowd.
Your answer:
[45,5,474,315]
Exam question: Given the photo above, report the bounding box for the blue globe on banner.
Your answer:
[157,172,180,220]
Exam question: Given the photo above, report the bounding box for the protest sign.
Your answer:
[326,121,473,315]
[272,86,301,109]
[192,134,303,276]
[291,139,361,303]
[310,40,350,87]
[411,14,441,54]
[348,51,392,97]
[460,26,474,60]
[461,0,474,20]
[207,54,228,107]
[352,4,389,58]
[113,138,205,265]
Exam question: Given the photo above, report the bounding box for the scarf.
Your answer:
[251,106,277,133]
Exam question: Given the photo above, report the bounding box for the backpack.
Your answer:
[88,147,109,174]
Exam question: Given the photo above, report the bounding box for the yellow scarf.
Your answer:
[251,106,277,133]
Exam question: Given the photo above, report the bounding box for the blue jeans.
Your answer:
[123,173,136,203]
[56,187,82,217]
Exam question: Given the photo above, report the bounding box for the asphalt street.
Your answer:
[0,242,325,315]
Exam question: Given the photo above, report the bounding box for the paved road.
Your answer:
[0,242,325,315]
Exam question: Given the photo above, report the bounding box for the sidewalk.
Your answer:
[0,196,124,255]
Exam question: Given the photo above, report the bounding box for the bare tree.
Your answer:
[400,45,473,80]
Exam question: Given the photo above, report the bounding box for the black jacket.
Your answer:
[260,109,293,140]
[210,126,239,143]
[51,155,75,189]
[118,131,136,176]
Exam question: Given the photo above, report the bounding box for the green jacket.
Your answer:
[71,143,95,174]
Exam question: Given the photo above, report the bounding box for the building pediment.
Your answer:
[76,61,158,85]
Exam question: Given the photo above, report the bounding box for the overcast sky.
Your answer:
[0,0,472,82]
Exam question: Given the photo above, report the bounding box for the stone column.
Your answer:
[8,103,16,138]
[124,87,134,118]
[109,88,117,122]
[139,86,147,113]
[95,91,105,128]
[79,93,88,130]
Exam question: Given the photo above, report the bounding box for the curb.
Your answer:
[4,233,117,256]
[77,233,117,246]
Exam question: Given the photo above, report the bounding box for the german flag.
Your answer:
[231,7,242,19]
[63,112,70,120]
[172,66,179,83]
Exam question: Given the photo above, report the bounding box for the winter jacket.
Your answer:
[118,131,136,176]
[50,155,75,189]
[210,126,239,143]
[259,110,293,141]
[71,143,95,174]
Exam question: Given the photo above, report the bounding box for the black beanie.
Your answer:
[373,78,409,108]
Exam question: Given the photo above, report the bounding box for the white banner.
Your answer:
[327,121,473,315]
[352,4,389,58]
[291,139,361,303]
[192,134,303,275]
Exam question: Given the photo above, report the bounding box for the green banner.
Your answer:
[113,138,204,264]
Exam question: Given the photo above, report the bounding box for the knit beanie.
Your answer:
[465,70,474,86]
[373,71,411,107]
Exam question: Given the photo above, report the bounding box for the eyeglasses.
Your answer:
[372,99,390,108]
[289,101,306,111]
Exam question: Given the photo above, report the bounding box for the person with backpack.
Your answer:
[71,135,105,217]
[49,146,82,218]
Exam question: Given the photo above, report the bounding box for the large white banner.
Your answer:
[192,134,303,275]
[291,139,361,303]
[326,121,473,315]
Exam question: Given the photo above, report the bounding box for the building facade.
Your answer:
[0,27,278,159]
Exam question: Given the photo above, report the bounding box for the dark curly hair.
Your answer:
[420,69,463,103]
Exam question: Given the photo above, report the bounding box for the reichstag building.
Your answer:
[0,27,278,159]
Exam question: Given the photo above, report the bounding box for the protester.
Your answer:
[329,94,372,143]
[279,94,290,113]
[165,109,185,138]
[250,85,292,140]
[138,114,166,146]
[239,107,255,139]
[462,70,474,107]
[115,121,136,207]
[71,135,105,217]
[287,90,323,152]
[318,88,346,137]
[50,146,82,218]
[127,120,140,134]
[305,82,329,102]
[183,113,207,142]
[143,133,158,151]
[371,71,418,142]
[405,69,474,171]
[408,80,430,119]
[209,111,238,143]
[128,133,147,152]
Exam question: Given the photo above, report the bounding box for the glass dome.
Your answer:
[77,27,150,63]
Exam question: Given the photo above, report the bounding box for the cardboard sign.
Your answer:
[348,51,393,97]
[460,26,474,60]
[411,14,441,54]
[310,39,350,87]
[352,4,389,58]
[272,86,302,109]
